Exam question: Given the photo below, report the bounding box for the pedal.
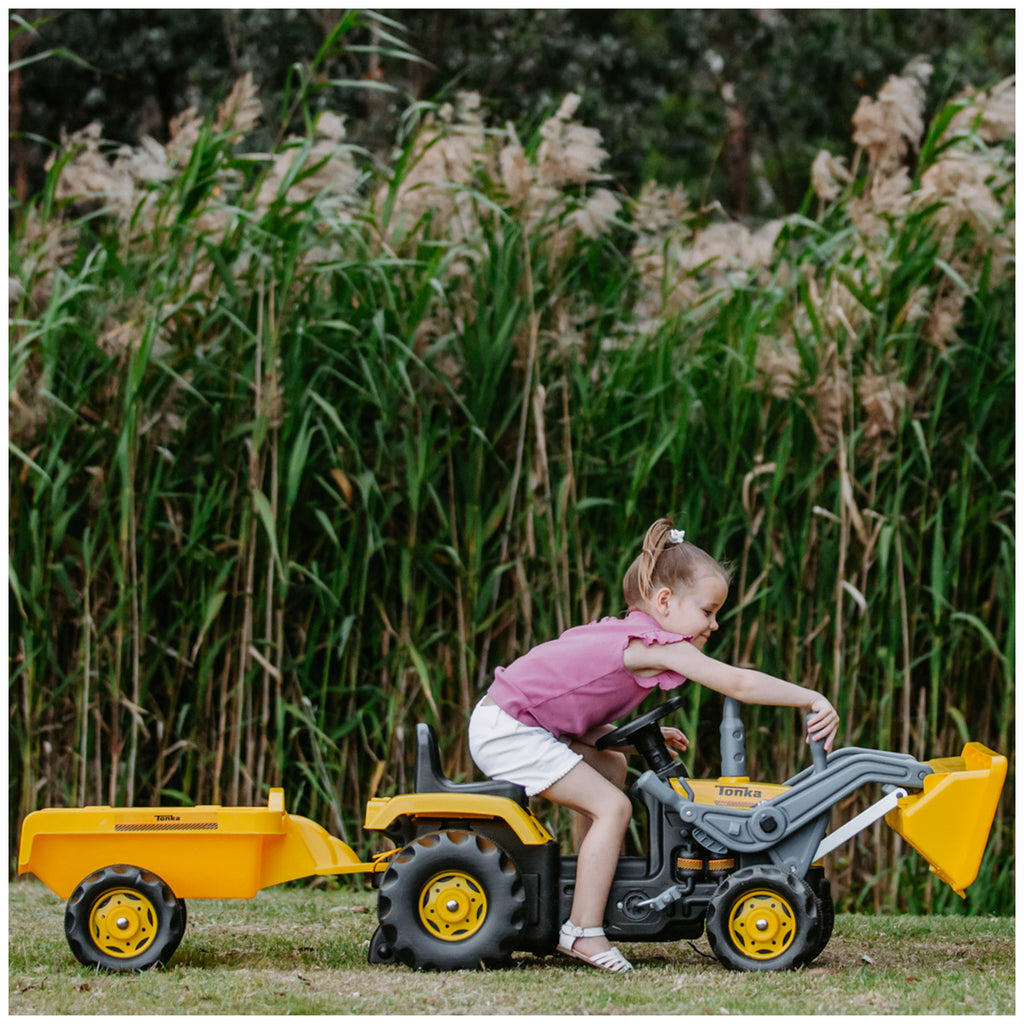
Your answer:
[636,883,686,912]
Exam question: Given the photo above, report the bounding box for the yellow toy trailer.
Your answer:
[18,697,1007,973]
[17,789,384,971]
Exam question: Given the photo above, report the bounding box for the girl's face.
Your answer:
[659,574,728,648]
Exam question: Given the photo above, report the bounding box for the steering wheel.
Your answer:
[597,694,688,750]
[596,695,688,779]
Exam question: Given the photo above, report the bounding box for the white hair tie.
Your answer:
[667,528,686,545]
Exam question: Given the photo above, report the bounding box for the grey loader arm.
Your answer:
[636,745,934,878]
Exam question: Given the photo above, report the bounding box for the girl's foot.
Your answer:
[557,921,633,972]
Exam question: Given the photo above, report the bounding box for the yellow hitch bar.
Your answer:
[885,742,1007,897]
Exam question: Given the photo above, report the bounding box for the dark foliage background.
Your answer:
[11,8,1015,215]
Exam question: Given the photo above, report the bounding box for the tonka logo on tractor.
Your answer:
[154,815,180,822]
[716,785,762,799]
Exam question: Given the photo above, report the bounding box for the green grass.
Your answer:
[7,880,1014,1015]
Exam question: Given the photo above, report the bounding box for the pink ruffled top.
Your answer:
[487,610,691,739]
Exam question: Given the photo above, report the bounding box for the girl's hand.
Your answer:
[660,726,689,755]
[806,696,839,751]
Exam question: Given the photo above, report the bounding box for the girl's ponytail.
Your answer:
[632,517,673,603]
[622,516,730,610]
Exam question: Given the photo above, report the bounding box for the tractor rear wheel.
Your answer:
[705,865,821,972]
[367,925,396,965]
[377,830,525,970]
[64,864,186,972]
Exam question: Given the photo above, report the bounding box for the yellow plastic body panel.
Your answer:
[18,789,376,901]
[363,793,555,845]
[885,742,1007,897]
[669,777,789,808]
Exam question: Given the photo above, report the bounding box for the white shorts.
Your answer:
[468,698,583,797]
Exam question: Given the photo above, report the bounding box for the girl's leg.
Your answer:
[541,759,632,958]
[568,737,627,846]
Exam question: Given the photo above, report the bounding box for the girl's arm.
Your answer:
[624,638,839,749]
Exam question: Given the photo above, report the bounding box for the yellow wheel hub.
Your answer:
[89,888,158,959]
[728,889,796,959]
[418,871,487,941]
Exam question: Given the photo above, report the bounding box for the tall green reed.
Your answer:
[9,42,1013,913]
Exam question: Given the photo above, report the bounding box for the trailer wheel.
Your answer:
[377,830,525,970]
[175,897,188,936]
[705,865,821,972]
[64,864,186,972]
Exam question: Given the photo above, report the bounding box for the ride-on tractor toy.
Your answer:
[18,697,1006,973]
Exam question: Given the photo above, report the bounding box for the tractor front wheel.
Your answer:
[705,865,821,972]
[800,868,834,966]
[377,830,525,970]
[64,864,186,972]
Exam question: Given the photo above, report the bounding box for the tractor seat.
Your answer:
[414,723,528,808]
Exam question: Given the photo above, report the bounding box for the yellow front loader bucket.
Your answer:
[885,742,1007,897]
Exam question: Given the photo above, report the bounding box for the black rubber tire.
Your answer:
[175,897,188,935]
[705,865,821,972]
[377,830,525,971]
[64,864,186,972]
[799,869,834,966]
[367,925,397,965]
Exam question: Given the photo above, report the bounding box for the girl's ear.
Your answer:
[652,585,674,616]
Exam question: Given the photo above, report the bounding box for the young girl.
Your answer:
[468,517,839,973]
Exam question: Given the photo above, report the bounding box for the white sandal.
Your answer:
[557,921,633,972]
